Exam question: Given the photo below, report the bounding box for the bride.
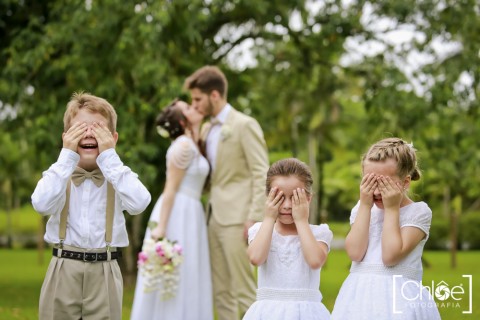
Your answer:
[131,99,213,320]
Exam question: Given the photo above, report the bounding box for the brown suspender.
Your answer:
[58,181,71,243]
[58,181,115,255]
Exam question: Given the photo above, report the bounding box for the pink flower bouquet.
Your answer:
[137,237,183,300]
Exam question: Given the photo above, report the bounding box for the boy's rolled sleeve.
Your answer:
[31,149,79,215]
[97,148,151,215]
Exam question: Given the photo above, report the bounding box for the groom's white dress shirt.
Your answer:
[206,103,231,172]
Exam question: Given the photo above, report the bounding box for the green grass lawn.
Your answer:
[1,249,478,319]
[0,205,39,235]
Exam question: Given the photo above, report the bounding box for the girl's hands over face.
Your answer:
[377,176,403,210]
[92,122,116,153]
[265,187,283,220]
[292,188,309,223]
[359,173,377,208]
[62,122,87,151]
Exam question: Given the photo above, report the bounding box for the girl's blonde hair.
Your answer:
[266,158,313,195]
[63,92,117,133]
[362,137,421,180]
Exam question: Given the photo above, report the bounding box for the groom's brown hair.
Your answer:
[184,65,228,98]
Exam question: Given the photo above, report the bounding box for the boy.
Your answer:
[32,92,151,320]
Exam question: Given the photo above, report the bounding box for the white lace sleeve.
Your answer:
[349,201,361,225]
[312,224,333,252]
[401,202,432,240]
[248,222,262,244]
[168,138,195,170]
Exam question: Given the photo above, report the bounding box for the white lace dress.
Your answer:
[243,222,333,320]
[131,136,213,320]
[331,201,441,320]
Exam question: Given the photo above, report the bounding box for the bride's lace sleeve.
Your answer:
[168,138,195,170]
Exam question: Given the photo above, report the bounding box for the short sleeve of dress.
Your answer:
[248,222,262,244]
[168,138,195,170]
[400,202,432,240]
[349,201,361,225]
[311,224,333,252]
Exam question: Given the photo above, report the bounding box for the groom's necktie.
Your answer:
[210,117,221,126]
[71,167,105,187]
[204,118,221,145]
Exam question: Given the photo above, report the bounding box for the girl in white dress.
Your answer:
[131,99,213,320]
[243,158,333,320]
[331,137,440,320]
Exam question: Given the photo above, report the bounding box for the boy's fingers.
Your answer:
[71,122,87,133]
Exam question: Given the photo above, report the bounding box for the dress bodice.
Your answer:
[349,201,432,271]
[330,202,440,320]
[249,223,333,290]
[166,135,209,200]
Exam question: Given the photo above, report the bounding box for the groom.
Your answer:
[184,65,269,320]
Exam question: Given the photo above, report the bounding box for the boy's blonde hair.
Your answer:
[63,92,117,132]
[266,158,313,195]
[362,137,421,180]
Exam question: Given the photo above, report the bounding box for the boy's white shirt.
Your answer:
[32,148,151,248]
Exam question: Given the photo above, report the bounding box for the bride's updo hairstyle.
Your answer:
[155,99,187,140]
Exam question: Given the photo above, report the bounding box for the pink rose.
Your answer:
[156,244,165,257]
[173,244,183,255]
[137,251,148,264]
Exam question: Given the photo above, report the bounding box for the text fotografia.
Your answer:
[392,275,473,314]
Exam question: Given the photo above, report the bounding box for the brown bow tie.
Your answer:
[71,167,105,187]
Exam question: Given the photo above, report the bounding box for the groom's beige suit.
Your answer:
[202,105,269,320]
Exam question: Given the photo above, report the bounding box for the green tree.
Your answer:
[1,0,479,273]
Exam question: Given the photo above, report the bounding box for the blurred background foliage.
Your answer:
[1,0,479,270]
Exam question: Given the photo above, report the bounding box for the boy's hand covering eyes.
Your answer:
[63,122,87,151]
[93,122,116,153]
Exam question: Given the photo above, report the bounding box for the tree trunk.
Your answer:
[6,179,13,249]
[443,186,456,269]
[308,132,319,224]
[121,214,143,286]
[291,113,300,158]
[450,195,462,269]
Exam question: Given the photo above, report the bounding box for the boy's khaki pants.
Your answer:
[39,246,123,320]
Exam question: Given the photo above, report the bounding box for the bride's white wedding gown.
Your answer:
[131,135,213,320]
